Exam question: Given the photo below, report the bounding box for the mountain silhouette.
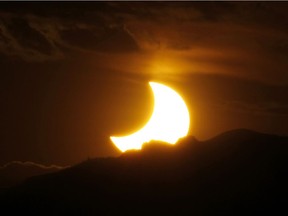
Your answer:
[1,129,287,215]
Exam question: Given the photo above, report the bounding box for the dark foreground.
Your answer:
[1,129,288,215]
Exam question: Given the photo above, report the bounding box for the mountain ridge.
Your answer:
[1,129,288,215]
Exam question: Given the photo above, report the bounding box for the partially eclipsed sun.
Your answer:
[110,82,190,152]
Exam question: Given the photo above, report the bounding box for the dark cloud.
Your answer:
[0,2,140,61]
[60,25,138,53]
[0,2,288,84]
[4,17,53,54]
[0,13,63,61]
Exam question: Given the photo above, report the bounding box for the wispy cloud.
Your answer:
[0,161,67,170]
[216,101,288,116]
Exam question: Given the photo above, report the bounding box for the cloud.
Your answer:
[179,73,288,117]
[0,13,64,61]
[0,2,288,84]
[0,161,67,188]
[0,6,139,61]
[0,161,67,170]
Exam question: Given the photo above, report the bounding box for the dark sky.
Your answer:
[1,2,288,166]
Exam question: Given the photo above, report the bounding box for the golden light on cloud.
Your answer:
[110,82,190,152]
[150,56,178,74]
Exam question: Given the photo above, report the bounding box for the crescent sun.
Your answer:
[110,82,190,152]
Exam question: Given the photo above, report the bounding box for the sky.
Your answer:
[1,2,288,166]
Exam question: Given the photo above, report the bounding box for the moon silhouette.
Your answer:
[110,82,190,152]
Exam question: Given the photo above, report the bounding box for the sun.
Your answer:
[110,82,190,152]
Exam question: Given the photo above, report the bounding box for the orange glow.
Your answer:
[110,81,190,152]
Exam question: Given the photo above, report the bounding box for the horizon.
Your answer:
[0,128,286,169]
